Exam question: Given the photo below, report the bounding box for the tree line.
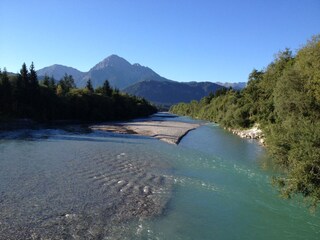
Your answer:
[0,63,157,122]
[170,36,320,208]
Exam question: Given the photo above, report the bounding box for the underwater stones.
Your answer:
[143,186,151,194]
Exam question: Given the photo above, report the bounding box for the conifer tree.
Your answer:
[102,79,113,96]
[0,68,12,113]
[49,76,56,90]
[58,74,76,94]
[86,79,94,93]
[20,63,29,88]
[29,62,38,88]
[42,74,50,87]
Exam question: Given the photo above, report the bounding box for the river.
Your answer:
[0,115,319,239]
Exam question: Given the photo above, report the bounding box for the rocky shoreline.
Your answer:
[227,124,265,145]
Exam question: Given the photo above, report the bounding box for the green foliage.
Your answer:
[170,88,251,128]
[266,37,320,208]
[57,74,76,95]
[28,62,38,88]
[96,79,113,97]
[41,74,56,91]
[170,35,320,208]
[0,63,156,122]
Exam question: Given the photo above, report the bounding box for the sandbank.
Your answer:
[90,120,200,144]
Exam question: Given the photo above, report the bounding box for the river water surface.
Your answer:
[0,115,319,239]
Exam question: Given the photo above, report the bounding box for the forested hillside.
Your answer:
[170,36,320,208]
[123,79,225,107]
[0,63,156,122]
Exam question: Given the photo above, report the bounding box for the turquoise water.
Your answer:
[142,122,320,239]
[0,116,319,239]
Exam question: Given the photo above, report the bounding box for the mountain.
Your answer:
[123,79,225,107]
[37,64,85,82]
[36,55,239,107]
[80,55,166,89]
[215,82,247,90]
[37,55,166,89]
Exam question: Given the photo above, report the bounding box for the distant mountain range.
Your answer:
[215,82,247,90]
[37,55,166,89]
[123,80,225,106]
[37,54,246,106]
[37,64,85,83]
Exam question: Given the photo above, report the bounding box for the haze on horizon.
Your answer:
[0,0,319,83]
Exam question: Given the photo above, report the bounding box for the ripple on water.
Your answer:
[0,129,173,239]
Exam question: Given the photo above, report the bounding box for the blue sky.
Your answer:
[0,0,319,83]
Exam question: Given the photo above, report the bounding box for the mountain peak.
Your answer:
[50,64,78,71]
[107,54,122,59]
[92,54,131,71]
[37,54,165,89]
[36,64,85,82]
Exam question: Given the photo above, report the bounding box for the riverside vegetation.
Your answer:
[0,63,156,123]
[170,36,320,209]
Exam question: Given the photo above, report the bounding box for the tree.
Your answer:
[42,74,50,87]
[295,35,320,106]
[20,62,29,88]
[56,84,63,96]
[170,35,320,208]
[0,62,156,126]
[86,79,94,93]
[42,74,56,91]
[57,74,76,95]
[49,76,56,90]
[28,62,38,88]
[0,68,12,114]
[102,79,113,96]
[248,69,263,83]
[267,36,320,208]
[1,68,11,91]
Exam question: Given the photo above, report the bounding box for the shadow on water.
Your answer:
[134,112,179,122]
[47,135,143,144]
[0,127,152,145]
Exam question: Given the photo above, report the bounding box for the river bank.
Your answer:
[0,113,201,145]
[227,124,265,145]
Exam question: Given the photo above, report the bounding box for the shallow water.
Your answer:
[0,129,173,239]
[0,115,319,239]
